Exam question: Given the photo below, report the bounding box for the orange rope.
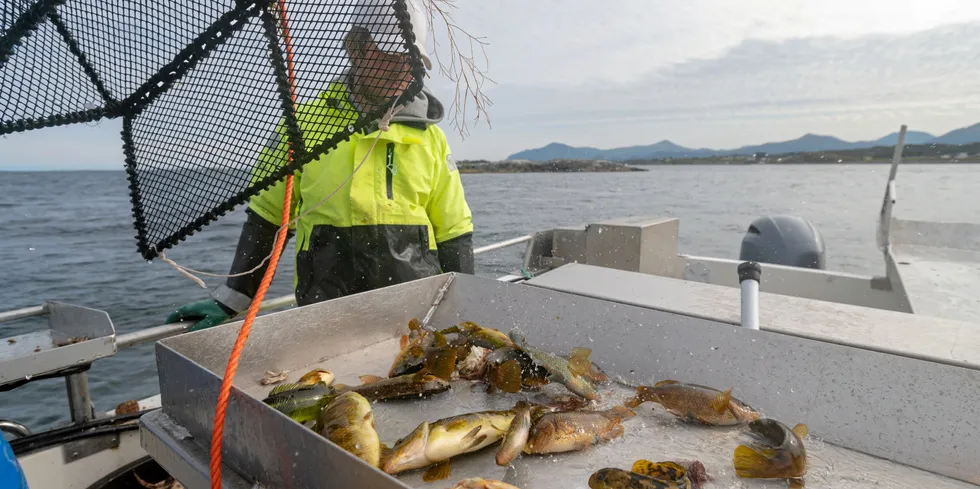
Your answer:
[209,2,298,488]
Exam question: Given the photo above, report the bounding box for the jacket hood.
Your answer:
[390,87,445,127]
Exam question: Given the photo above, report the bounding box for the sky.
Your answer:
[3,0,980,169]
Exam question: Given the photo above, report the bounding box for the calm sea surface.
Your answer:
[2,164,978,431]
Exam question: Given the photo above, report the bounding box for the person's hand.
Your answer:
[165,299,234,331]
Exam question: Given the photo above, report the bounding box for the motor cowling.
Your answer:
[739,215,826,269]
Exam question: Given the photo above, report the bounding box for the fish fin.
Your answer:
[631,460,687,481]
[422,460,451,482]
[494,360,523,393]
[432,331,449,348]
[439,325,461,335]
[399,335,410,349]
[460,426,483,445]
[266,382,304,397]
[567,347,592,376]
[733,445,773,478]
[623,396,643,409]
[379,443,393,464]
[711,388,733,414]
[792,423,809,439]
[608,405,636,421]
[408,318,421,331]
[359,375,384,384]
[467,434,489,451]
[789,478,806,489]
[424,347,458,380]
[654,380,679,387]
[409,345,425,358]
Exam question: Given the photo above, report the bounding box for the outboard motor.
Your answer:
[739,215,826,269]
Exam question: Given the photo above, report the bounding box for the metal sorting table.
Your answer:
[140,272,980,489]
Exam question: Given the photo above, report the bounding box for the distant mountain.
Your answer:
[505,124,980,161]
[931,122,980,145]
[867,130,935,146]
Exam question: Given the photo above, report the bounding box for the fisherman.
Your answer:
[166,0,474,330]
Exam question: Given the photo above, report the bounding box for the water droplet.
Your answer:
[28,247,35,251]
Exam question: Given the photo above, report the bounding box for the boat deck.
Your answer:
[889,218,980,325]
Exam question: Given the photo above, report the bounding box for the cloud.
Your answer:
[4,1,980,168]
[437,20,980,158]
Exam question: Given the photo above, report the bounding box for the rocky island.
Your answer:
[457,159,647,173]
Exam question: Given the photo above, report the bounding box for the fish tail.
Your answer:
[424,346,458,380]
[733,445,773,478]
[422,460,452,482]
[567,347,592,376]
[608,405,636,420]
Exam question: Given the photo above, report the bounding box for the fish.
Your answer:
[381,409,517,475]
[441,321,516,350]
[390,319,452,378]
[485,346,550,392]
[265,368,335,396]
[262,383,337,425]
[589,468,690,489]
[733,418,808,482]
[445,479,522,489]
[523,406,635,454]
[338,372,451,402]
[623,380,760,426]
[633,460,710,489]
[456,345,491,380]
[508,329,600,401]
[315,391,381,467]
[496,401,533,465]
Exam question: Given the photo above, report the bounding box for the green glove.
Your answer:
[166,299,234,331]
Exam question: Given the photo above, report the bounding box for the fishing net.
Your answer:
[1,0,426,259]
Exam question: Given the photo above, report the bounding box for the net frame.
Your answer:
[1,0,427,260]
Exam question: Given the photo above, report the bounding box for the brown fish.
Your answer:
[446,479,522,489]
[733,418,808,483]
[496,401,533,465]
[589,468,690,489]
[442,321,516,350]
[485,346,550,392]
[315,391,380,467]
[340,372,451,402]
[524,406,635,454]
[633,460,710,489]
[624,380,759,426]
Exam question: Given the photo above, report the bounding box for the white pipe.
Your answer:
[737,261,762,330]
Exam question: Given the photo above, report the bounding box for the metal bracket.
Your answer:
[62,432,120,463]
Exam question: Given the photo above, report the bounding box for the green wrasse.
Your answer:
[339,372,451,402]
[315,391,381,467]
[262,383,337,425]
[589,468,690,489]
[524,406,634,454]
[624,380,760,426]
[265,368,335,397]
[733,418,808,482]
[495,402,532,465]
[508,329,600,401]
[381,409,516,476]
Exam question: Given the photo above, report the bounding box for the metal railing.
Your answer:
[114,234,535,350]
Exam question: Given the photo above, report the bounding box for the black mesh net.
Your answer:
[1,0,426,259]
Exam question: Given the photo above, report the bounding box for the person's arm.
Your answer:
[426,128,475,274]
[211,128,302,313]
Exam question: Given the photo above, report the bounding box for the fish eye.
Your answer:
[596,472,605,481]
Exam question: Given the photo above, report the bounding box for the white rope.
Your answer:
[160,97,405,288]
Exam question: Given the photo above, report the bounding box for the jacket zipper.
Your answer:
[385,143,395,200]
